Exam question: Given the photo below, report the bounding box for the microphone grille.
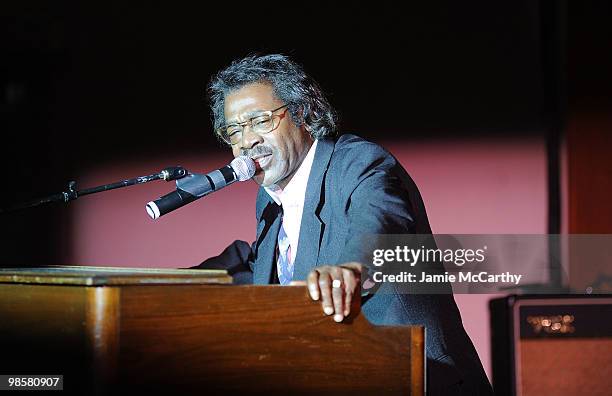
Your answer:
[231,156,256,181]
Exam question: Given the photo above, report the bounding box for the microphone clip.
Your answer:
[160,166,188,181]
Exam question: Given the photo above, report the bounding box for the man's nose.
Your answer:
[240,126,263,149]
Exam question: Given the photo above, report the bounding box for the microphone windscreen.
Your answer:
[231,156,256,181]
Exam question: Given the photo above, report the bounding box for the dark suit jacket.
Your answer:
[198,134,493,395]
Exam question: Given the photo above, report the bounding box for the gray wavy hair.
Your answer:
[207,54,337,141]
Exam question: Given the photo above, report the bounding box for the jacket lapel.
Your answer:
[292,138,335,280]
[252,197,283,285]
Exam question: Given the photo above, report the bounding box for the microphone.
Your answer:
[146,156,255,219]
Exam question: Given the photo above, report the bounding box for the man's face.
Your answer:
[223,83,313,189]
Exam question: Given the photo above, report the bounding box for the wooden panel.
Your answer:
[0,284,94,392]
[86,287,120,392]
[117,285,421,395]
[0,265,231,286]
[0,269,423,395]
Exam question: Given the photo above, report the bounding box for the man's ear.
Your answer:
[297,106,311,132]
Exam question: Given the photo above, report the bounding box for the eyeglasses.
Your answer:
[216,104,289,145]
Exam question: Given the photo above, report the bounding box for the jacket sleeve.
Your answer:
[190,239,254,284]
[334,141,419,266]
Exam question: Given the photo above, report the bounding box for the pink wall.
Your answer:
[67,136,548,380]
[68,153,259,268]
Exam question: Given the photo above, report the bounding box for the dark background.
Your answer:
[0,1,610,265]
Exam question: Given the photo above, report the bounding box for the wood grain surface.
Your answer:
[0,268,423,395]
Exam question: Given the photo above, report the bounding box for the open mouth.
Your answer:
[251,153,272,168]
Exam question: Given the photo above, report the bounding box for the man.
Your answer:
[198,54,492,395]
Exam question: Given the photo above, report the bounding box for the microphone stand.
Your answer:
[0,166,188,214]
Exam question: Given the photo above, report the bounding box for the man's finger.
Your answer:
[318,271,334,316]
[306,271,320,300]
[330,268,344,322]
[342,268,357,316]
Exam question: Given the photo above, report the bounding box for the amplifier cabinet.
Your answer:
[490,295,612,396]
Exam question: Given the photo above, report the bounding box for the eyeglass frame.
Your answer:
[215,104,290,146]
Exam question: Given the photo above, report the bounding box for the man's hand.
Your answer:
[306,262,362,323]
